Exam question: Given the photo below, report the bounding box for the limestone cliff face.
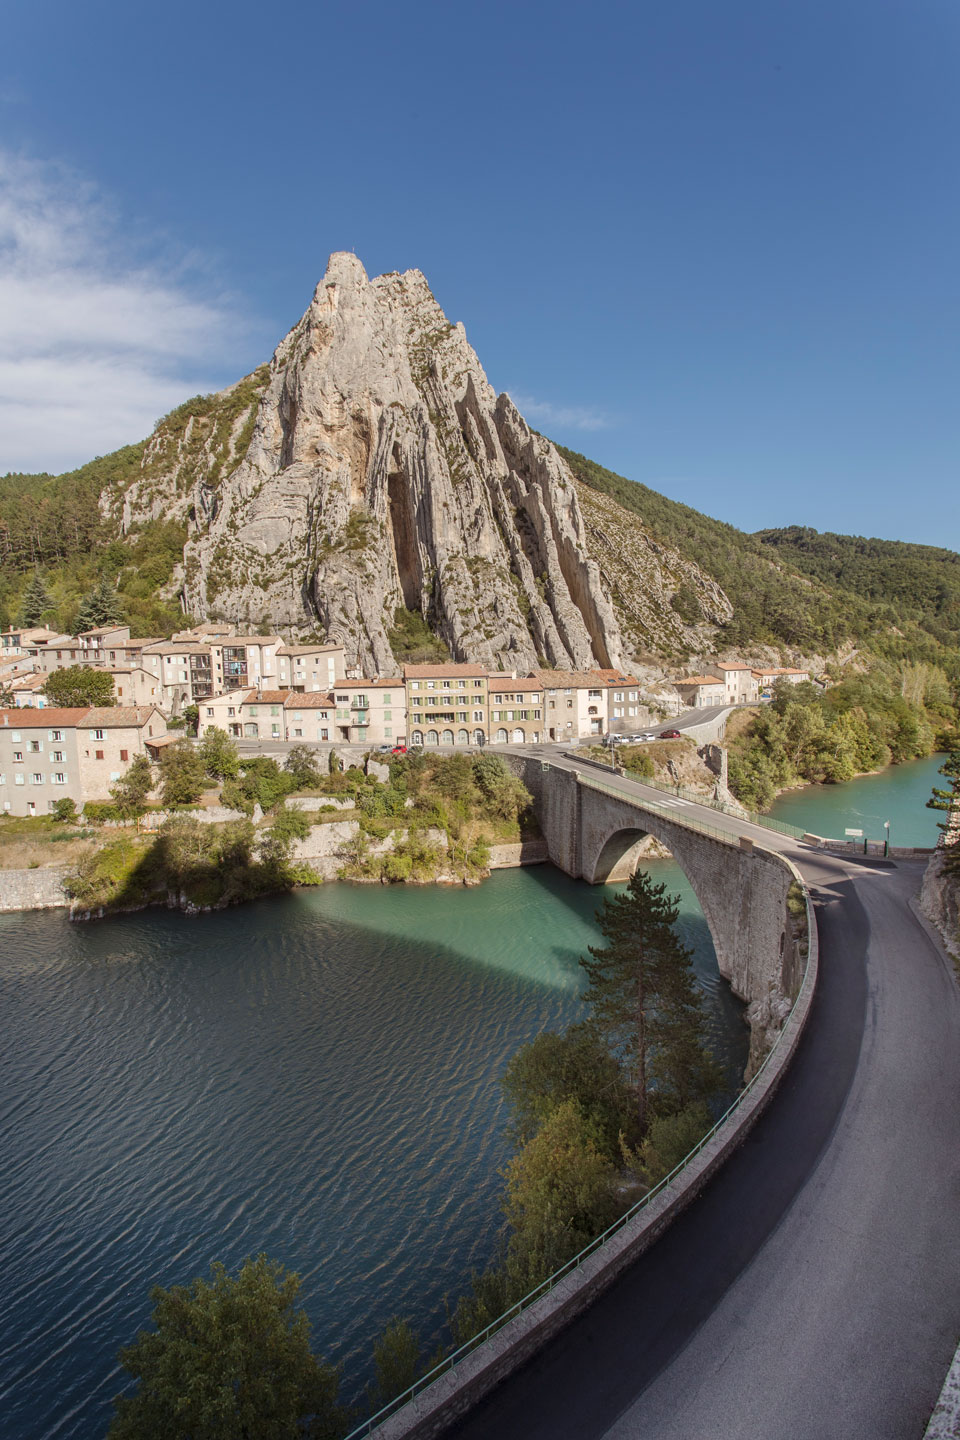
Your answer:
[171,253,625,673]
[118,253,729,672]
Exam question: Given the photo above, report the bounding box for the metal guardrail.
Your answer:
[563,751,809,842]
[344,794,815,1439]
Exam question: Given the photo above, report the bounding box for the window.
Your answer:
[95,749,104,760]
[15,774,24,785]
[13,751,23,762]
[248,706,258,716]
[474,680,482,689]
[206,708,214,716]
[31,773,44,784]
[270,705,280,716]
[29,740,41,752]
[473,710,484,722]
[427,681,435,689]
[410,681,420,690]
[228,707,236,716]
[442,680,451,690]
[53,773,66,785]
[120,749,128,762]
[92,728,104,740]
[294,728,303,737]
[50,729,62,741]
[382,695,392,705]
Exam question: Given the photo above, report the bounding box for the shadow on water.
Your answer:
[0,866,748,1440]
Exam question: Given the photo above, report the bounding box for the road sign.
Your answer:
[845,828,863,837]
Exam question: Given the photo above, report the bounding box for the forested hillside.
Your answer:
[557,444,960,680]
[755,527,960,654]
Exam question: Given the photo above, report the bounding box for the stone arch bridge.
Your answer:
[506,755,805,1039]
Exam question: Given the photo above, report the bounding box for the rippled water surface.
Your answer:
[0,863,746,1438]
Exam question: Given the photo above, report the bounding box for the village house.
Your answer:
[752,665,812,695]
[139,642,217,712]
[276,643,347,692]
[674,674,727,709]
[208,635,284,694]
[603,672,647,733]
[488,678,544,744]
[405,664,493,747]
[6,672,51,707]
[713,663,760,705]
[0,705,168,816]
[534,670,608,741]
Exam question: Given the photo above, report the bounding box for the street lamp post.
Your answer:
[884,819,890,858]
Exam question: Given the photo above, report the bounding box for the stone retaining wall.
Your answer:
[0,867,69,912]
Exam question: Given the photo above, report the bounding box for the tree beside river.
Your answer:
[727,668,956,811]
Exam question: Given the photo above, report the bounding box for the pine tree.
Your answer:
[74,575,123,632]
[927,749,960,836]
[580,868,720,1134]
[17,570,54,625]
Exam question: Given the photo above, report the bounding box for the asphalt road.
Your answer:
[439,759,960,1440]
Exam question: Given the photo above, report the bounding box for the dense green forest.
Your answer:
[755,526,960,654]
[556,444,960,680]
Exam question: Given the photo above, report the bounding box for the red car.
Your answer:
[659,728,682,739]
[391,744,407,754]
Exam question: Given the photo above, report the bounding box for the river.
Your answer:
[767,751,946,847]
[0,754,942,1438]
[0,861,743,1439]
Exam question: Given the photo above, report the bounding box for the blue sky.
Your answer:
[1,0,957,548]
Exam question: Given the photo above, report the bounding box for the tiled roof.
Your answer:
[141,642,213,655]
[676,675,725,686]
[283,692,335,708]
[212,635,284,647]
[404,663,498,679]
[278,643,344,656]
[1,708,91,725]
[488,678,544,692]
[82,707,164,726]
[533,669,626,688]
[242,690,290,704]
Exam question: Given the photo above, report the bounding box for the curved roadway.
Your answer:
[440,755,960,1440]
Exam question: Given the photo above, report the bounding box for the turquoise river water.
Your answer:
[0,753,944,1437]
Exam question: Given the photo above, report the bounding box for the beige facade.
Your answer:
[753,666,811,692]
[405,664,492,747]
[208,636,284,694]
[674,674,727,708]
[535,670,607,740]
[276,644,346,692]
[488,679,544,744]
[140,643,216,711]
[714,664,760,705]
[0,705,167,815]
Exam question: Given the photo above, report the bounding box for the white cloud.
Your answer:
[507,391,611,433]
[0,150,242,474]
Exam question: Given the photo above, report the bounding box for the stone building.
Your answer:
[0,706,168,816]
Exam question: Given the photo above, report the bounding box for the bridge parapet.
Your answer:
[508,758,801,1061]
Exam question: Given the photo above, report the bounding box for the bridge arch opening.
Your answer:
[591,827,661,884]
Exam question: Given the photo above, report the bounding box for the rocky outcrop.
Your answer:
[116,253,730,673]
[920,842,960,962]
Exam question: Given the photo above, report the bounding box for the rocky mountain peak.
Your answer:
[118,255,726,673]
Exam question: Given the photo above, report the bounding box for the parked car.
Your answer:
[659,728,682,739]
[391,744,407,754]
[377,742,394,751]
[637,732,656,742]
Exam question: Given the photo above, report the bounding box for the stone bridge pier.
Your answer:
[508,758,801,1054]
